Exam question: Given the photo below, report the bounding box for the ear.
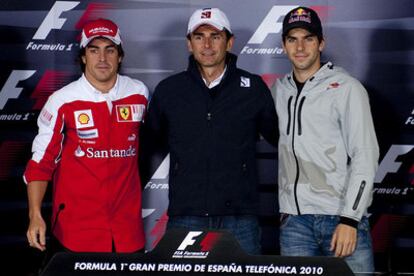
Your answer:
[319,39,325,52]
[187,38,193,53]
[226,36,234,51]
[81,55,86,64]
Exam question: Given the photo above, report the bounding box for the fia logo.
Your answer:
[173,231,221,259]
[177,231,202,251]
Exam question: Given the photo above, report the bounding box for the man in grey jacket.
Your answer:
[272,6,379,273]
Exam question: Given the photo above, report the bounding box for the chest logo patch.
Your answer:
[119,106,130,120]
[328,82,340,89]
[116,104,145,122]
[74,109,94,129]
[240,76,251,87]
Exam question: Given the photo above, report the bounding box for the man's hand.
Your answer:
[27,214,47,251]
[330,223,357,257]
[27,180,48,251]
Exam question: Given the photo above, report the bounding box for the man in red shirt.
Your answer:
[24,19,147,256]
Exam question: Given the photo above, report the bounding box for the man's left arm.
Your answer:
[331,79,380,257]
[256,77,279,146]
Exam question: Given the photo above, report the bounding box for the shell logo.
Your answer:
[78,113,90,125]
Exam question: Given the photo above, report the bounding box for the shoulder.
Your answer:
[273,74,292,96]
[46,77,83,107]
[152,71,188,98]
[118,75,149,99]
[157,71,188,87]
[324,65,364,90]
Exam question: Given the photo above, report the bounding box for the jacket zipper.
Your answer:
[297,97,306,136]
[205,110,212,216]
[291,90,302,215]
[286,96,293,135]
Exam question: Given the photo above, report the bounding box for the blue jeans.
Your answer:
[280,214,374,274]
[167,215,261,255]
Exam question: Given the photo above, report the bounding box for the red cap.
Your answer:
[80,18,122,48]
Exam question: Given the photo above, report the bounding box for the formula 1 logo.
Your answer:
[0,70,38,123]
[0,70,36,110]
[405,108,414,125]
[27,1,114,52]
[0,70,72,123]
[374,144,414,196]
[27,1,80,52]
[240,5,296,56]
[33,1,80,40]
[173,231,222,259]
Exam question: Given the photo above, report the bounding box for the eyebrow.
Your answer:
[86,44,116,49]
[192,31,221,36]
[287,33,316,40]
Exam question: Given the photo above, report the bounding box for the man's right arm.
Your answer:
[27,180,48,251]
[141,84,167,145]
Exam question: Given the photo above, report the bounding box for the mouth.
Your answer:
[201,51,215,57]
[295,53,307,58]
[96,64,110,70]
[294,55,308,62]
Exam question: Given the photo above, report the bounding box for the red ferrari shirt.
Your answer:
[24,74,147,252]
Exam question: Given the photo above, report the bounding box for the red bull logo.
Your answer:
[288,8,312,24]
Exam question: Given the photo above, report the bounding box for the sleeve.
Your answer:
[338,79,379,221]
[23,95,65,184]
[140,82,168,152]
[144,84,166,139]
[131,78,149,113]
[256,76,279,147]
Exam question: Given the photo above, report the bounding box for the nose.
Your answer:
[296,40,304,51]
[204,37,212,48]
[99,51,106,62]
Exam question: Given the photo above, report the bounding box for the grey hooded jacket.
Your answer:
[271,62,379,222]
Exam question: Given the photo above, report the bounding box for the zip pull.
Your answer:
[286,96,293,135]
[353,181,366,210]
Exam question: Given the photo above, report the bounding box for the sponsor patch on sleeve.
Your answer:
[39,109,53,126]
[116,104,145,122]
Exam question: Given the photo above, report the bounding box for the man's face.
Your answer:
[82,37,121,88]
[283,28,324,75]
[187,24,233,70]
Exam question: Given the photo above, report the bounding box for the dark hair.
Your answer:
[186,28,233,41]
[78,43,125,72]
